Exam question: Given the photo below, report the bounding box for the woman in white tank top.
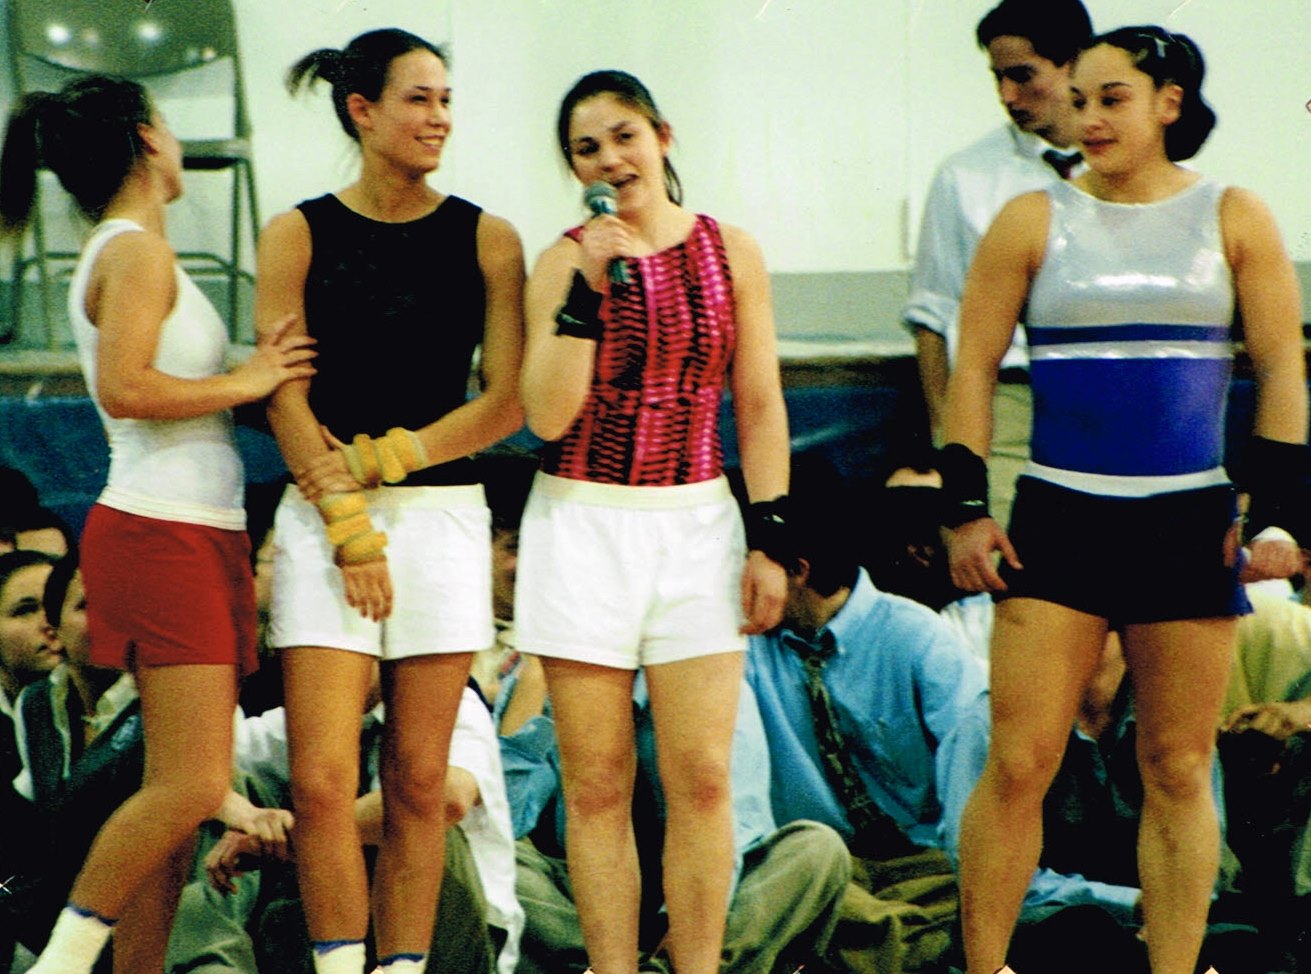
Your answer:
[0,75,314,974]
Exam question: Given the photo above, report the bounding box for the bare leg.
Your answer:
[30,664,236,974]
[68,663,236,915]
[283,647,376,943]
[958,600,1107,974]
[371,652,472,960]
[1122,617,1237,974]
[543,658,640,974]
[645,651,743,974]
[111,832,195,974]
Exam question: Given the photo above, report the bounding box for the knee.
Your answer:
[1138,741,1214,804]
[379,752,445,821]
[290,758,361,820]
[661,750,732,817]
[561,748,635,820]
[985,735,1065,804]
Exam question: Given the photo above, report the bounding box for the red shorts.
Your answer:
[81,504,259,677]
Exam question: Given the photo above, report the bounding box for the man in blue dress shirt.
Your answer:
[746,460,988,973]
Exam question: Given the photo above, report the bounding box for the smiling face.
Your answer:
[1070,43,1180,175]
[0,563,60,700]
[987,35,1073,144]
[566,93,672,213]
[351,48,451,175]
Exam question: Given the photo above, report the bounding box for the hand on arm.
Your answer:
[723,226,789,634]
[256,209,392,620]
[93,232,315,420]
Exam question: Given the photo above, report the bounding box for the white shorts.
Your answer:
[269,484,494,660]
[515,472,747,670]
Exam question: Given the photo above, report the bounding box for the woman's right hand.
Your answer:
[342,558,393,622]
[577,214,633,292]
[945,517,1022,592]
[232,314,317,402]
[294,450,359,503]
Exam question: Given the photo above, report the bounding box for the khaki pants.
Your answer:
[827,848,959,974]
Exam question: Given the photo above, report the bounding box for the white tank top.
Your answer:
[68,219,245,529]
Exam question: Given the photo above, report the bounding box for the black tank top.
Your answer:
[298,193,485,486]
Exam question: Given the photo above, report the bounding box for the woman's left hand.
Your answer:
[740,550,787,635]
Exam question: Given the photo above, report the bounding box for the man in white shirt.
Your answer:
[904,0,1092,528]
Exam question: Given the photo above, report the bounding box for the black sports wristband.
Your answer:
[554,270,604,341]
[937,442,991,528]
[1243,435,1311,547]
[745,495,792,563]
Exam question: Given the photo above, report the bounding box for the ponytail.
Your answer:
[0,76,152,234]
[0,91,58,237]
[286,29,448,142]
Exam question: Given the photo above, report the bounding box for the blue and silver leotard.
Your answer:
[1023,177,1233,498]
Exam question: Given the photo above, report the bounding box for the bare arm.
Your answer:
[93,231,314,420]
[520,238,598,441]
[914,327,950,442]
[1222,187,1308,447]
[941,193,1048,591]
[723,225,790,634]
[411,212,526,462]
[257,209,340,482]
[941,192,1050,456]
[255,209,389,620]
[724,225,789,505]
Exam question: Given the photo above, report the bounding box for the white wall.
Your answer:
[223,0,1311,276]
[5,0,1310,320]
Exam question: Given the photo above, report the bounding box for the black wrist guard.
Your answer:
[745,495,792,564]
[554,270,604,341]
[937,442,991,528]
[1243,435,1311,547]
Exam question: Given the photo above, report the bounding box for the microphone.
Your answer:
[583,181,630,285]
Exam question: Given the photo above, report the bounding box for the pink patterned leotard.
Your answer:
[543,214,736,487]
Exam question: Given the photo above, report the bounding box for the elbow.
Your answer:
[97,382,147,420]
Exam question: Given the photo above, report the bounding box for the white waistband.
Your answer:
[531,472,732,510]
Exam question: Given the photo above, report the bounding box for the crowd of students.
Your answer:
[1,0,1310,972]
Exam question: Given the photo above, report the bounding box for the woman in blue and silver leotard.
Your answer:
[940,27,1308,974]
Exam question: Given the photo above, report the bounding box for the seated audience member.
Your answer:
[744,458,987,974]
[467,450,546,734]
[6,555,291,974]
[1216,588,1311,964]
[204,679,523,974]
[938,633,1281,974]
[859,455,992,663]
[502,670,850,974]
[0,550,61,971]
[11,507,73,558]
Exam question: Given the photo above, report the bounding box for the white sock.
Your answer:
[311,939,367,974]
[375,952,427,974]
[29,904,115,974]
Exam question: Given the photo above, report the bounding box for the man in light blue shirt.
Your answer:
[745,461,987,974]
